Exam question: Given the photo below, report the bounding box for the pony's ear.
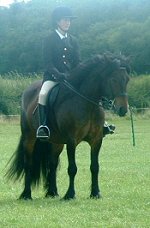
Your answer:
[120,55,131,74]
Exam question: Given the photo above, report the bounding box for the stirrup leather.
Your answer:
[36,125,50,139]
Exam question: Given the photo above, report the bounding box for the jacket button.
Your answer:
[64,48,67,51]
[63,55,65,58]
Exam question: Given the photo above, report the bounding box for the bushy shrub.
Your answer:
[0,73,150,115]
[128,75,150,109]
[0,73,40,115]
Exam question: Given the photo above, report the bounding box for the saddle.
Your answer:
[33,84,60,131]
[45,84,60,133]
[47,83,60,109]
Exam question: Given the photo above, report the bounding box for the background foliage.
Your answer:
[128,75,150,109]
[1,0,150,74]
[0,73,150,115]
[0,0,150,114]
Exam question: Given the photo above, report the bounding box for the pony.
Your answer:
[7,53,130,200]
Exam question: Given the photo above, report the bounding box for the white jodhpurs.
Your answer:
[38,81,58,105]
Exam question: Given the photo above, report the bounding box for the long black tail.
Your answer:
[31,139,52,186]
[6,135,26,181]
[6,135,52,186]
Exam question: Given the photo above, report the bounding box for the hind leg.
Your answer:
[19,134,36,200]
[45,144,64,198]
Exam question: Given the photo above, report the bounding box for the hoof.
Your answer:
[90,192,102,199]
[63,196,76,201]
[18,191,32,200]
[45,192,59,198]
[63,193,75,200]
[18,195,32,200]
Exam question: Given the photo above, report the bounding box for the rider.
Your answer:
[36,6,80,139]
[36,6,115,139]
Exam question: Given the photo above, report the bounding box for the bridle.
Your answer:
[62,66,128,109]
[109,66,128,100]
[62,79,128,110]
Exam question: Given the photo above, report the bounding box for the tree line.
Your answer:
[0,0,150,75]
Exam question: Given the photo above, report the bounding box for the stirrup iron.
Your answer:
[36,125,50,139]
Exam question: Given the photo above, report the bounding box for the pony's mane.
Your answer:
[68,53,130,87]
[69,55,105,84]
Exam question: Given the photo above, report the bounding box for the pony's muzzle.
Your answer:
[118,106,128,117]
[113,96,128,117]
[114,105,128,117]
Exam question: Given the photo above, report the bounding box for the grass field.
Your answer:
[0,117,149,227]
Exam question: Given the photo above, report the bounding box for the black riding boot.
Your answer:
[103,121,115,137]
[36,104,50,139]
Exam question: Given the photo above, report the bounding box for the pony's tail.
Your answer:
[6,135,52,186]
[6,135,26,181]
[31,139,52,186]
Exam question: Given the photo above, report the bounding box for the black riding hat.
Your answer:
[51,6,77,28]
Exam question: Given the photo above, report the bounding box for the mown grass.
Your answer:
[0,118,149,227]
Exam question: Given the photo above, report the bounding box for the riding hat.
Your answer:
[51,6,77,27]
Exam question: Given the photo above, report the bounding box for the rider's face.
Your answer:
[57,18,71,32]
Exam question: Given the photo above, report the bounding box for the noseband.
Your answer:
[115,92,128,97]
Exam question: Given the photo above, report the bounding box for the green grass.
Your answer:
[0,118,149,227]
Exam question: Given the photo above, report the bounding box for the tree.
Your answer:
[0,0,150,74]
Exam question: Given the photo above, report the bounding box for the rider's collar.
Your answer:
[55,29,68,39]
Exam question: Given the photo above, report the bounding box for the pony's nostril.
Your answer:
[119,107,127,116]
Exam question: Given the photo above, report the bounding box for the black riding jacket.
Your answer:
[43,30,80,81]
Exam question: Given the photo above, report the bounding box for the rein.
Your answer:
[62,65,128,109]
[62,80,102,107]
[116,92,128,97]
[62,80,127,109]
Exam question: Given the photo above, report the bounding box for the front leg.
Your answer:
[63,143,77,200]
[90,141,102,199]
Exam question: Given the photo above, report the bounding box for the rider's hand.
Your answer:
[52,70,68,82]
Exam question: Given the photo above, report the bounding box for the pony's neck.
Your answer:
[79,72,104,101]
[69,59,106,102]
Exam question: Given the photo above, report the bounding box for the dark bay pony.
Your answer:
[7,53,130,200]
